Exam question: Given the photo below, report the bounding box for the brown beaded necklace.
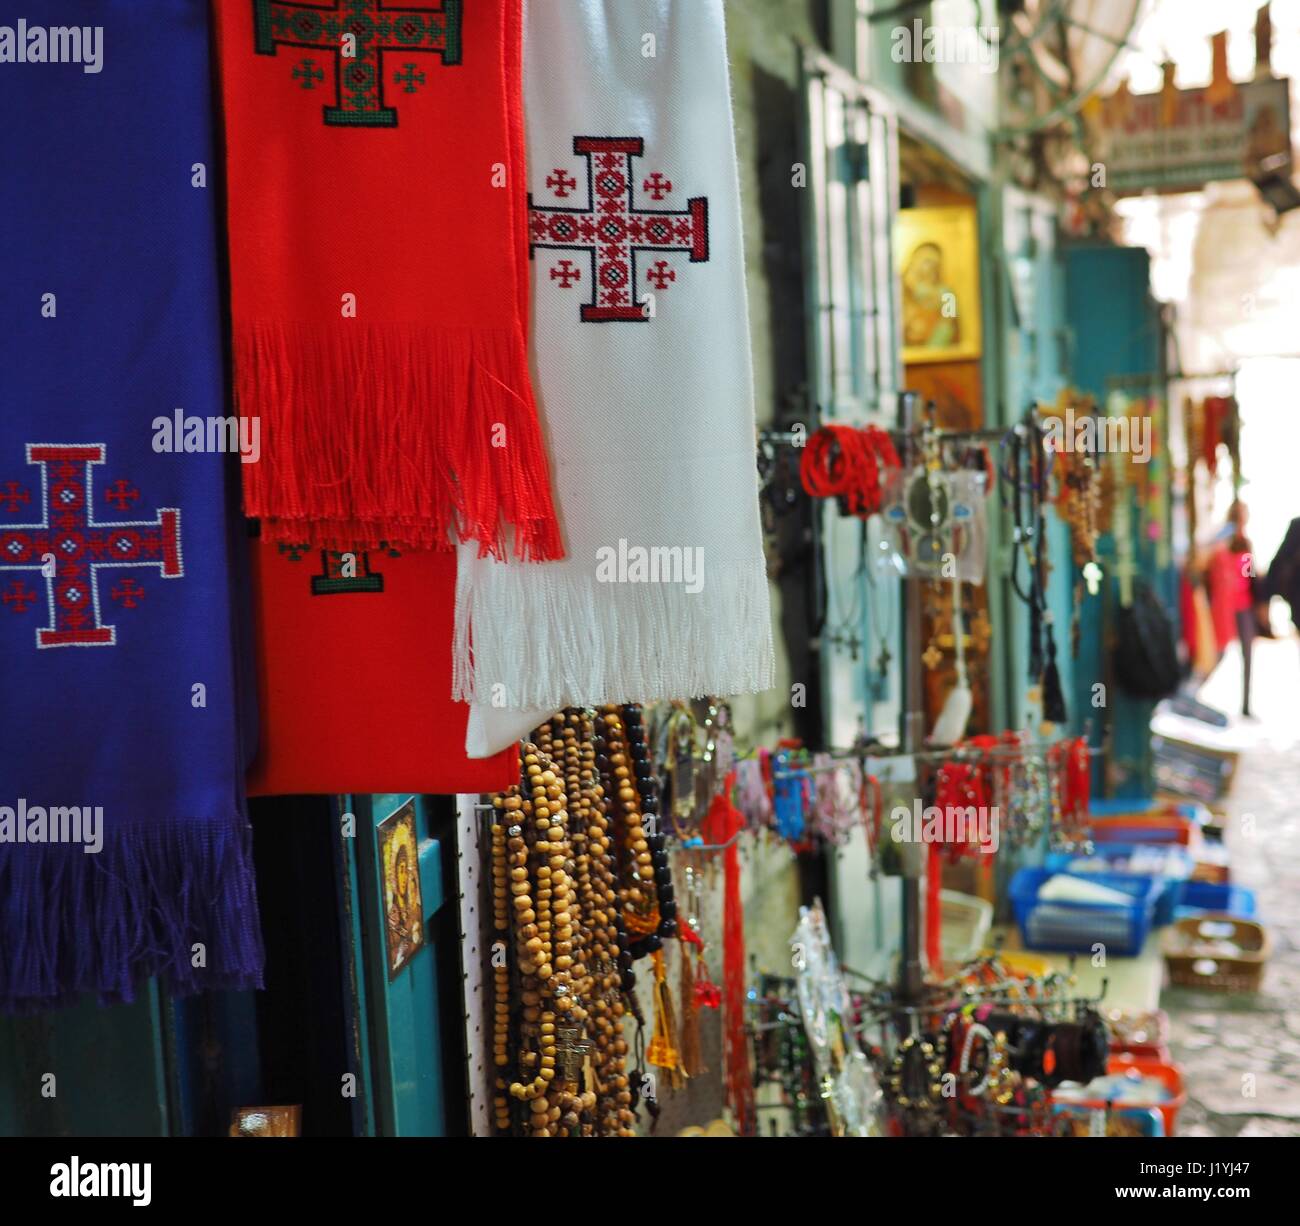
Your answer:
[596,704,679,952]
[598,704,687,1095]
[539,711,635,1134]
[491,747,572,1135]
[491,724,637,1137]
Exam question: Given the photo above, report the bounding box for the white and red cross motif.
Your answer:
[0,445,182,648]
[529,137,709,322]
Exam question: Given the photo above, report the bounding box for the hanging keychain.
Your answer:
[931,514,973,744]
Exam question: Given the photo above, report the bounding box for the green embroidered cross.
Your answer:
[278,540,401,595]
[393,63,426,93]
[254,0,462,128]
[292,58,325,89]
[312,548,387,595]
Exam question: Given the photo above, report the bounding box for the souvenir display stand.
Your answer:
[2,0,1226,1152]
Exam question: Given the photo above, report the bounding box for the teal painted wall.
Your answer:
[1063,243,1170,798]
[998,193,1074,743]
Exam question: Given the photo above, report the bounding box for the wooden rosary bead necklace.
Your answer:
[597,704,678,958]
[491,721,640,1137]
[539,711,636,1135]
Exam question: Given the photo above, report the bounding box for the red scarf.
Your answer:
[247,537,517,795]
[215,0,560,557]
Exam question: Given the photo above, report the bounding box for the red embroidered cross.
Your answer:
[111,578,146,608]
[1,482,30,513]
[105,479,140,511]
[0,444,182,648]
[550,259,582,289]
[642,173,673,200]
[254,0,462,128]
[646,260,675,291]
[546,169,577,198]
[529,136,709,322]
[2,579,37,614]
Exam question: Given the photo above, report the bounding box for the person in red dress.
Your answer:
[1207,501,1257,717]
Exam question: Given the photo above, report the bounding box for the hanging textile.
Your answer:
[455,0,773,745]
[214,0,561,555]
[701,772,754,1135]
[0,1,263,1010]
[247,541,517,795]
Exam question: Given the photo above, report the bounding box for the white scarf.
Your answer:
[456,0,773,754]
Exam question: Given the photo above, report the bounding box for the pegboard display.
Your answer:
[455,792,493,1137]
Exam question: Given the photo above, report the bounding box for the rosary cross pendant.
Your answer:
[557,1026,592,1081]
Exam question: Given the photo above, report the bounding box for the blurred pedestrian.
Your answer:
[1206,501,1257,717]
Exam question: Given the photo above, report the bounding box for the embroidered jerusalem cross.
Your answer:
[311,546,391,594]
[277,540,400,593]
[529,137,709,322]
[254,0,462,127]
[0,445,182,648]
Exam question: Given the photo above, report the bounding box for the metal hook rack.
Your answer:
[767,739,1100,781]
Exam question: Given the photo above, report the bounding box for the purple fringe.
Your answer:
[0,813,264,1013]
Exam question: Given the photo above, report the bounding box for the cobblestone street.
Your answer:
[1166,636,1300,1136]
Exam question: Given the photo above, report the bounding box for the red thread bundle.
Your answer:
[799,423,900,517]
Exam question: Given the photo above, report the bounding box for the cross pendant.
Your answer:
[556,1026,592,1083]
[870,645,892,698]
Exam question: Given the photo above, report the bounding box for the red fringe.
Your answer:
[927,842,943,969]
[235,319,562,558]
[702,771,755,1135]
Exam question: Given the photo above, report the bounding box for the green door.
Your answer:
[0,989,170,1137]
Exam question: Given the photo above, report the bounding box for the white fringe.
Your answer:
[453,558,776,710]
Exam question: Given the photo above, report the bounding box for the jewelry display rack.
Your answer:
[471,399,1109,1135]
[759,394,1095,1017]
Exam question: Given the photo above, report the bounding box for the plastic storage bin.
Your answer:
[1104,1006,1171,1062]
[1052,1103,1166,1137]
[1045,843,1192,927]
[1052,1055,1186,1136]
[1087,798,1209,823]
[1089,813,1202,846]
[1009,868,1163,957]
[1175,881,1256,919]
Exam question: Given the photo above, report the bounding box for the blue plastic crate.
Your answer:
[1009,867,1163,957]
[1052,1104,1166,1137]
[1044,843,1192,928]
[1174,881,1257,919]
[1087,798,1207,822]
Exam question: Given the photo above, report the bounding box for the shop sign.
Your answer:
[1095,76,1291,195]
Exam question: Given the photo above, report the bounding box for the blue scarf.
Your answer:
[0,1,263,1010]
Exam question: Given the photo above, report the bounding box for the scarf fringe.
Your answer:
[453,556,775,709]
[0,814,264,1014]
[236,320,562,558]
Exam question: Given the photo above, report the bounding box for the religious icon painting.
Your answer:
[379,800,425,979]
[895,204,982,364]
